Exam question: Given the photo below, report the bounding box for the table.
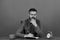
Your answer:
[0,37,60,40]
[13,37,57,40]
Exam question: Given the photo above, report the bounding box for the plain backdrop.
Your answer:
[0,0,60,37]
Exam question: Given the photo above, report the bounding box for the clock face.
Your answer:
[47,33,51,38]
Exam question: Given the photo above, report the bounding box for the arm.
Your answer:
[35,20,42,33]
[35,20,44,37]
[15,20,26,37]
[16,20,34,37]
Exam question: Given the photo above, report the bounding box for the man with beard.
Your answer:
[9,8,44,40]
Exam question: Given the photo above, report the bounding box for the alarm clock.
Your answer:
[46,31,53,39]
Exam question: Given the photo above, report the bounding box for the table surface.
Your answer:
[0,37,60,40]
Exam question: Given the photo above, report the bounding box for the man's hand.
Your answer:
[24,33,39,39]
[24,33,34,37]
[30,19,37,27]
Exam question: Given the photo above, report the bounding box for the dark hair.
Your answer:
[29,8,37,12]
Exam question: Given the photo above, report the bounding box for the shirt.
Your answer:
[16,18,43,37]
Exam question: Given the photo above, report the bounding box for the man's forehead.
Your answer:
[30,11,37,14]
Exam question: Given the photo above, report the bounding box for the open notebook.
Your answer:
[25,37,39,39]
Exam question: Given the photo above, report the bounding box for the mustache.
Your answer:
[31,17,36,19]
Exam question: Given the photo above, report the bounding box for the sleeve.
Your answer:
[36,20,44,37]
[35,20,42,33]
[15,20,26,37]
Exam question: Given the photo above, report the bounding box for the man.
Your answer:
[9,8,44,40]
